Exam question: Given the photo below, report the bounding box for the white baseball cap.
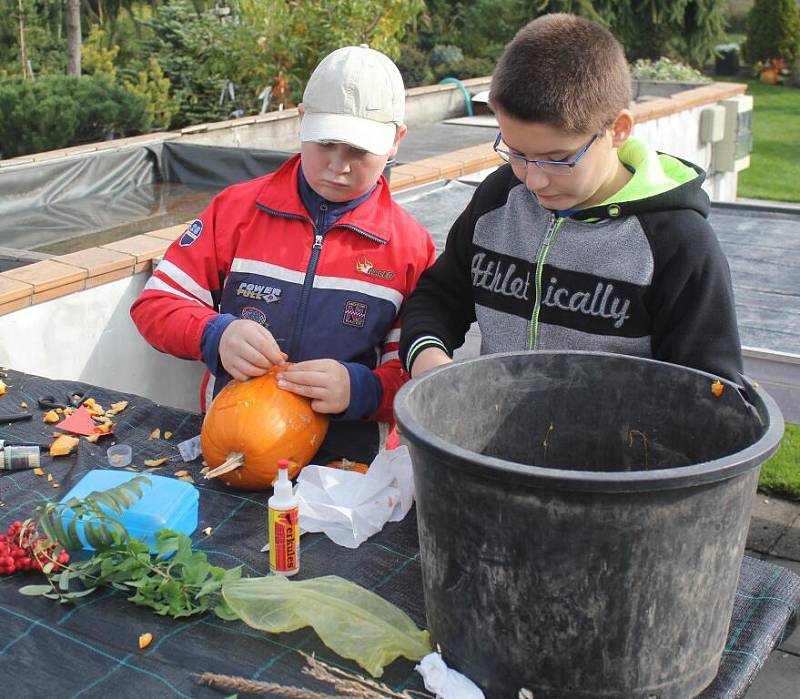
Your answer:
[299,45,405,156]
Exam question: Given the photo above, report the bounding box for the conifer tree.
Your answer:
[744,0,800,64]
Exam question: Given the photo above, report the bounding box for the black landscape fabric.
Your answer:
[0,369,797,698]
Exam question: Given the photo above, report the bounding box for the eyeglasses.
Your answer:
[493,132,600,176]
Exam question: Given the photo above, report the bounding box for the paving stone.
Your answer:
[744,649,800,698]
[770,515,800,561]
[760,555,800,656]
[747,496,800,553]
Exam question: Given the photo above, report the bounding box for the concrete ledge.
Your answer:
[632,82,747,123]
[0,132,182,170]
[100,235,172,274]
[743,347,800,423]
[55,247,137,283]
[0,80,753,320]
[0,275,34,305]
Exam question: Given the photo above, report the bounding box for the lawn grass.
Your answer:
[736,80,800,202]
[759,422,800,500]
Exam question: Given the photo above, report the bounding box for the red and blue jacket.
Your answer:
[131,154,436,463]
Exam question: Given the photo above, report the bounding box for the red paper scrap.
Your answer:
[55,406,112,436]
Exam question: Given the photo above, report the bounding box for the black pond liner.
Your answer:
[0,142,294,255]
[394,350,784,699]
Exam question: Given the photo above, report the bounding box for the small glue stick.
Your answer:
[0,446,41,471]
[268,459,299,576]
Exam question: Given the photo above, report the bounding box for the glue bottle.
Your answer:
[268,459,300,576]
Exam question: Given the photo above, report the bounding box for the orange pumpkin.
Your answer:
[200,366,329,490]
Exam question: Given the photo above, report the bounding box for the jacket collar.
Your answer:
[297,166,374,228]
[255,154,393,243]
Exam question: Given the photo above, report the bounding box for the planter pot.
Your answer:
[395,351,784,699]
[759,69,779,85]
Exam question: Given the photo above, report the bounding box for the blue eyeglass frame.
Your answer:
[493,131,600,173]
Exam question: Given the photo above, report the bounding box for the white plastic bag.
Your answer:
[295,446,415,548]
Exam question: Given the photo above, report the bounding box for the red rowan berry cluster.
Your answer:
[0,520,69,575]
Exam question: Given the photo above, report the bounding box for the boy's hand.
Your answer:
[219,319,286,381]
[411,347,452,378]
[276,359,350,414]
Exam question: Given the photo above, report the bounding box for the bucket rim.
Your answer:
[393,350,785,493]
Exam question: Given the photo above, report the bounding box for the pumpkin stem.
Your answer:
[204,452,244,480]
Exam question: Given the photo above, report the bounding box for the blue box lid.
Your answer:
[59,469,199,551]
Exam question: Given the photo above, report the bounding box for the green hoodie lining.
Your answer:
[599,137,699,206]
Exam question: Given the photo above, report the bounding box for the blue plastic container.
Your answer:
[59,469,199,551]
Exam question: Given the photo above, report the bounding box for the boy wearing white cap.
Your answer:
[132,46,435,465]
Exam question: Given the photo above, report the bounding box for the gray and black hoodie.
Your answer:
[399,138,743,382]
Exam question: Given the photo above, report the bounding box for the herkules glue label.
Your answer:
[268,506,299,575]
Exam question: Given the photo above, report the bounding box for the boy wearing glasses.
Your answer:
[399,14,742,383]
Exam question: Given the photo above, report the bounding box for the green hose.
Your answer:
[438,77,473,117]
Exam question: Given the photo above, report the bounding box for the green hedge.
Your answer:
[0,74,147,159]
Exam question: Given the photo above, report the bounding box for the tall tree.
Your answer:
[17,0,29,78]
[66,0,81,75]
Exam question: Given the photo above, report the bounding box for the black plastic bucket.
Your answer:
[394,351,784,699]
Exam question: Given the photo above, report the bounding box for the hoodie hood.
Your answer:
[573,137,710,222]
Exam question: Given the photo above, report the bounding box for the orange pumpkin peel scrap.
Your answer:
[42,410,60,424]
[144,457,169,468]
[50,434,80,457]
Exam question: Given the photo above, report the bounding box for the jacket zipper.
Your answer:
[337,223,387,245]
[289,204,328,356]
[255,202,385,357]
[528,214,564,350]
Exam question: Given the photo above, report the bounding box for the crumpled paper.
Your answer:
[416,652,485,699]
[294,446,415,548]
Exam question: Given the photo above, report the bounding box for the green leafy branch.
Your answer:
[125,530,242,619]
[19,476,241,618]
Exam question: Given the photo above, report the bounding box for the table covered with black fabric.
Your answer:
[0,369,797,698]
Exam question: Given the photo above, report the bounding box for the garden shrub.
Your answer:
[630,57,711,83]
[429,44,464,67]
[136,2,238,128]
[123,58,177,131]
[396,45,434,88]
[427,1,727,69]
[744,0,800,64]
[0,74,147,159]
[432,55,495,82]
[82,24,120,81]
